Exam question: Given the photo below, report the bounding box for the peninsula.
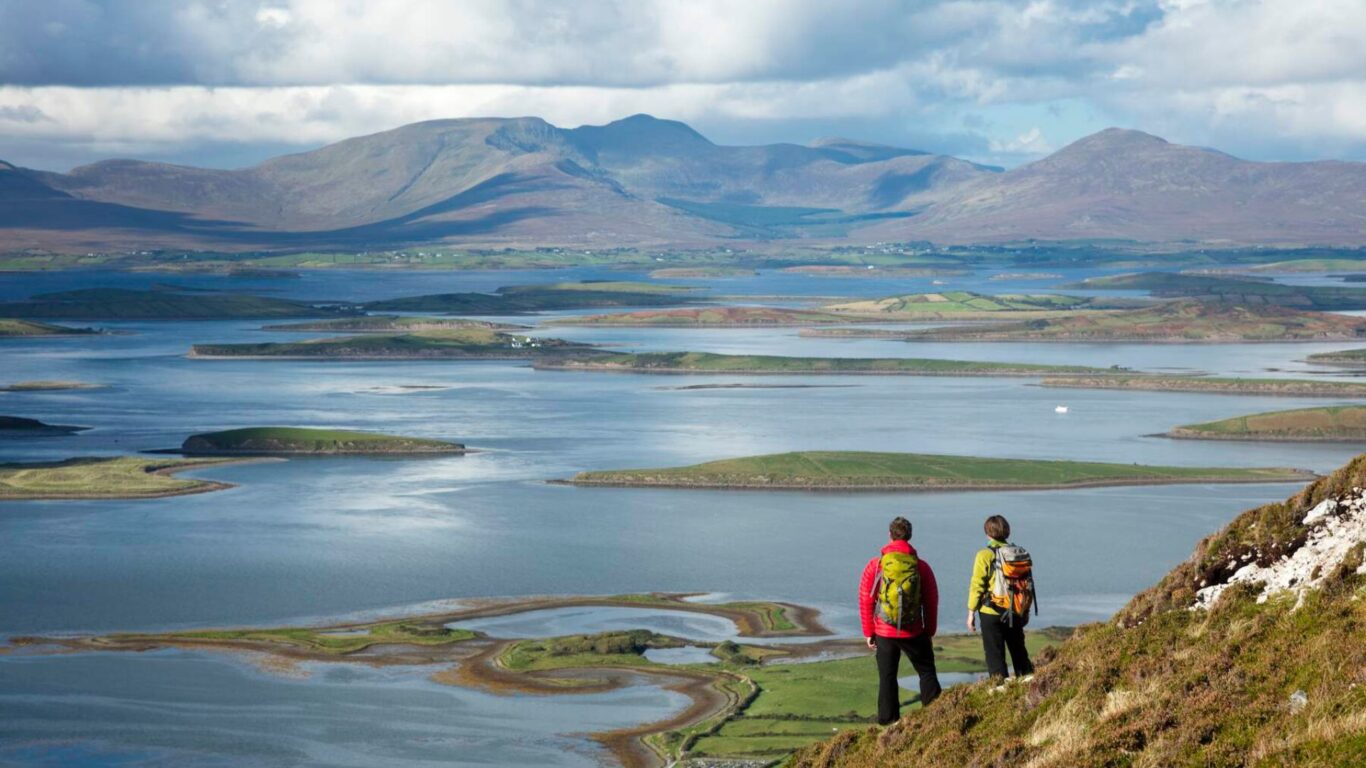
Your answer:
[547,307,879,327]
[812,301,1366,343]
[1165,405,1366,442]
[0,380,103,392]
[364,281,699,315]
[180,427,465,455]
[190,328,594,360]
[0,456,245,500]
[536,351,1118,376]
[561,451,1312,491]
[0,415,89,435]
[0,318,98,337]
[1040,375,1366,397]
[262,316,528,333]
[1304,347,1366,367]
[821,290,1133,319]
[1067,272,1366,310]
[0,288,356,320]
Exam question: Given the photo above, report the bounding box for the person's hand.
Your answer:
[865,636,877,651]
[966,611,977,633]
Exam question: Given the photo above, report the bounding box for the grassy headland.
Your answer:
[536,351,1118,376]
[0,380,102,392]
[0,318,98,336]
[1041,375,1366,397]
[0,288,355,320]
[1069,272,1366,310]
[0,415,88,434]
[649,267,757,279]
[563,451,1312,491]
[836,301,1366,343]
[822,291,1130,319]
[548,307,879,327]
[262,316,528,332]
[191,328,593,359]
[180,427,465,455]
[1166,405,1366,442]
[1305,347,1366,367]
[0,456,244,499]
[364,282,699,315]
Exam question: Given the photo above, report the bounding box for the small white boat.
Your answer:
[1054,405,1069,414]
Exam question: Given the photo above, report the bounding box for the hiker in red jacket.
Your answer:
[859,515,941,725]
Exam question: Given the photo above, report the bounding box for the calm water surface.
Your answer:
[2,268,1362,765]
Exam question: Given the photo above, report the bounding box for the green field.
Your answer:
[1042,375,1366,397]
[0,289,353,320]
[823,291,1126,318]
[565,451,1312,490]
[181,427,464,455]
[886,300,1366,342]
[191,328,590,359]
[140,622,474,655]
[1167,405,1366,441]
[537,351,1115,376]
[0,318,97,336]
[0,456,239,499]
[262,316,527,332]
[548,307,871,327]
[1070,272,1366,310]
[1305,347,1366,366]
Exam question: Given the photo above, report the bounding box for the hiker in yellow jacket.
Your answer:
[966,515,1034,679]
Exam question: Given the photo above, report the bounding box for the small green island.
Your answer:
[548,307,878,327]
[1067,272,1366,310]
[817,301,1366,343]
[0,380,103,392]
[0,456,244,500]
[180,427,465,455]
[0,415,89,434]
[1041,375,1366,398]
[1305,348,1366,367]
[364,281,699,315]
[262,316,528,333]
[1165,405,1366,442]
[822,290,1131,319]
[536,351,1117,377]
[648,267,757,279]
[190,327,594,359]
[0,318,98,337]
[561,451,1312,491]
[0,288,357,320]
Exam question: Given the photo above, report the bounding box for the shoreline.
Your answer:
[0,456,273,501]
[1162,430,1366,443]
[553,471,1316,492]
[533,363,1112,377]
[1039,378,1366,397]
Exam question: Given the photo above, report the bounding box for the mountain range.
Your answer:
[2,114,1364,251]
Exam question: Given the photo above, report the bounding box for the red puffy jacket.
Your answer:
[859,540,939,639]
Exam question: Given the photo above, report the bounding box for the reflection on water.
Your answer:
[643,646,719,665]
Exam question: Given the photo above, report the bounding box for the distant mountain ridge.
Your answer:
[2,116,1364,250]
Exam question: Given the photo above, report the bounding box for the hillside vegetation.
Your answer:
[1167,406,1366,442]
[548,307,872,327]
[1071,272,1366,310]
[823,291,1127,318]
[537,351,1113,376]
[566,451,1311,491]
[191,328,589,359]
[0,318,97,336]
[791,453,1366,768]
[262,316,526,332]
[0,288,352,320]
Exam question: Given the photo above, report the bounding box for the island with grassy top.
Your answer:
[0,456,247,500]
[262,316,528,333]
[648,267,757,279]
[1068,272,1366,310]
[190,328,594,360]
[0,380,103,392]
[560,451,1312,491]
[1304,347,1366,367]
[0,318,99,337]
[816,301,1366,343]
[364,282,699,315]
[0,288,356,320]
[536,351,1119,377]
[1040,375,1366,397]
[180,427,465,455]
[1165,405,1366,442]
[780,265,968,278]
[822,290,1133,319]
[548,307,882,327]
[0,416,89,435]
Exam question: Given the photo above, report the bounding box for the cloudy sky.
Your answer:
[1,0,1363,171]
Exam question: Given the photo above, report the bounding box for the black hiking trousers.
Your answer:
[979,610,1034,679]
[874,632,940,724]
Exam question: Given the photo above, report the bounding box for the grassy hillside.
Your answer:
[0,318,98,336]
[0,456,240,499]
[891,301,1366,342]
[1071,272,1366,310]
[791,454,1366,768]
[565,451,1311,491]
[262,315,526,332]
[537,351,1114,376]
[823,291,1125,318]
[1167,406,1366,441]
[548,307,871,327]
[191,328,590,359]
[181,427,464,455]
[0,288,352,320]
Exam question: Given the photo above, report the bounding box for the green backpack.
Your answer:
[872,550,923,630]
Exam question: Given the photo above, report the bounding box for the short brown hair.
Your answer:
[984,515,1010,541]
[889,516,912,541]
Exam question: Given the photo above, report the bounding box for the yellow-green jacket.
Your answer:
[968,538,1008,615]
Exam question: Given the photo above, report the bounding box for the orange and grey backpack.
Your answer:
[872,550,923,631]
[983,544,1037,627]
